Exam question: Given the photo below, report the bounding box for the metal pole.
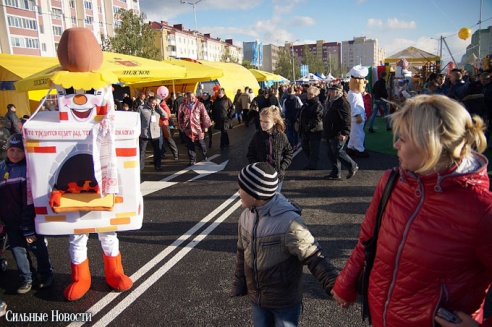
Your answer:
[478,0,482,60]
[292,45,296,83]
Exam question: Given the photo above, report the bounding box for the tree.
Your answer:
[241,60,253,69]
[101,9,160,60]
[301,45,325,76]
[220,48,239,63]
[274,46,299,81]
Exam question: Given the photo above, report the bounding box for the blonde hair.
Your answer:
[260,106,285,132]
[307,86,320,96]
[390,95,486,173]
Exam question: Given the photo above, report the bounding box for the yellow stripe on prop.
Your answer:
[123,160,138,168]
[25,141,40,147]
[116,212,135,218]
[44,215,67,221]
[96,226,118,232]
[94,115,104,122]
[110,217,131,225]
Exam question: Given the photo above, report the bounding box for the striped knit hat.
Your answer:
[238,162,278,200]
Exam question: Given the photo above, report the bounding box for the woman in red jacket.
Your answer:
[332,94,492,327]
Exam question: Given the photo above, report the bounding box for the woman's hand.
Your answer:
[330,290,353,309]
[435,311,479,327]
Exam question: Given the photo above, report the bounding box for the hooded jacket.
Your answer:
[177,99,211,142]
[333,152,492,327]
[0,158,35,237]
[231,193,338,309]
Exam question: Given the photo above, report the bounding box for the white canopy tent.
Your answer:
[297,73,322,84]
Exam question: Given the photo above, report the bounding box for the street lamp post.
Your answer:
[288,40,299,83]
[180,0,204,60]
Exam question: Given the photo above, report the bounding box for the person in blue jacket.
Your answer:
[0,134,53,294]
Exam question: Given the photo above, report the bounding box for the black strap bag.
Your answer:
[357,169,399,323]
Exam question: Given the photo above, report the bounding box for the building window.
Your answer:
[53,26,63,36]
[5,0,34,10]
[99,21,104,28]
[7,16,37,30]
[39,24,43,33]
[69,0,75,8]
[52,8,63,19]
[11,36,39,49]
[85,16,93,24]
[71,17,77,25]
[42,43,47,51]
[84,1,92,10]
[114,20,121,28]
[113,6,121,14]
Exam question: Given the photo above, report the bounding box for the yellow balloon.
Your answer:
[458,27,471,40]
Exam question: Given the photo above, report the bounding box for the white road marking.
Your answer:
[68,192,240,327]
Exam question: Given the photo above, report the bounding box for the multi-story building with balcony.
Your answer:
[341,36,385,73]
[0,0,140,57]
[149,21,243,63]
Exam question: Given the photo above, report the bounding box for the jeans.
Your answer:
[300,131,322,169]
[327,138,357,177]
[219,126,230,149]
[368,99,390,129]
[251,303,301,327]
[7,229,53,283]
[139,137,162,170]
[285,120,299,148]
[162,125,179,158]
[185,135,207,164]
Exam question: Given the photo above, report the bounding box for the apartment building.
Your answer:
[341,36,385,73]
[149,21,243,63]
[0,0,140,57]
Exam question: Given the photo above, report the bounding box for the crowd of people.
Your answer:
[0,64,491,325]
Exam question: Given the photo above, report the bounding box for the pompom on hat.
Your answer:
[238,162,278,200]
[350,65,368,79]
[7,133,24,151]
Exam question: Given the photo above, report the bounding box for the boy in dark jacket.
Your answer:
[0,134,53,294]
[231,162,338,326]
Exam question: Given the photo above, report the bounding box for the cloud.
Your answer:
[273,0,306,14]
[290,16,316,27]
[387,18,416,29]
[367,17,416,30]
[367,18,383,28]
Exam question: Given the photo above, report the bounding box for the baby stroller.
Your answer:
[0,225,8,273]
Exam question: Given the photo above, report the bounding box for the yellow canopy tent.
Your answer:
[249,69,285,82]
[384,46,440,66]
[126,58,225,96]
[14,51,187,92]
[198,61,259,98]
[0,54,59,117]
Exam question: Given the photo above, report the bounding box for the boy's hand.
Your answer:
[355,114,363,124]
[330,290,353,309]
[25,235,37,244]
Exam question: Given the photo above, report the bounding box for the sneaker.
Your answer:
[386,127,392,131]
[0,300,6,317]
[17,281,32,294]
[189,161,195,166]
[37,275,53,289]
[347,165,359,179]
[368,128,375,133]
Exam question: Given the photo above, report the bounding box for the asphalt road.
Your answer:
[0,121,401,326]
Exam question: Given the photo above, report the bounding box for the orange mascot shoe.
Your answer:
[103,253,133,291]
[64,259,91,301]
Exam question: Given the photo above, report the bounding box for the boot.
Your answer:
[64,259,91,301]
[103,253,133,291]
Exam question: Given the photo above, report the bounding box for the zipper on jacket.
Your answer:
[252,207,261,305]
[431,285,447,327]
[383,180,425,327]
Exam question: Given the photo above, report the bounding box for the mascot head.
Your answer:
[349,65,368,94]
[54,28,114,123]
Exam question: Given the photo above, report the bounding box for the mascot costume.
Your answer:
[22,28,143,301]
[347,65,369,157]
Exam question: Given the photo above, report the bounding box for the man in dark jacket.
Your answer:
[367,72,391,133]
[323,84,359,180]
[211,88,233,150]
[6,104,22,135]
[231,162,338,326]
[447,69,466,101]
[282,86,302,149]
